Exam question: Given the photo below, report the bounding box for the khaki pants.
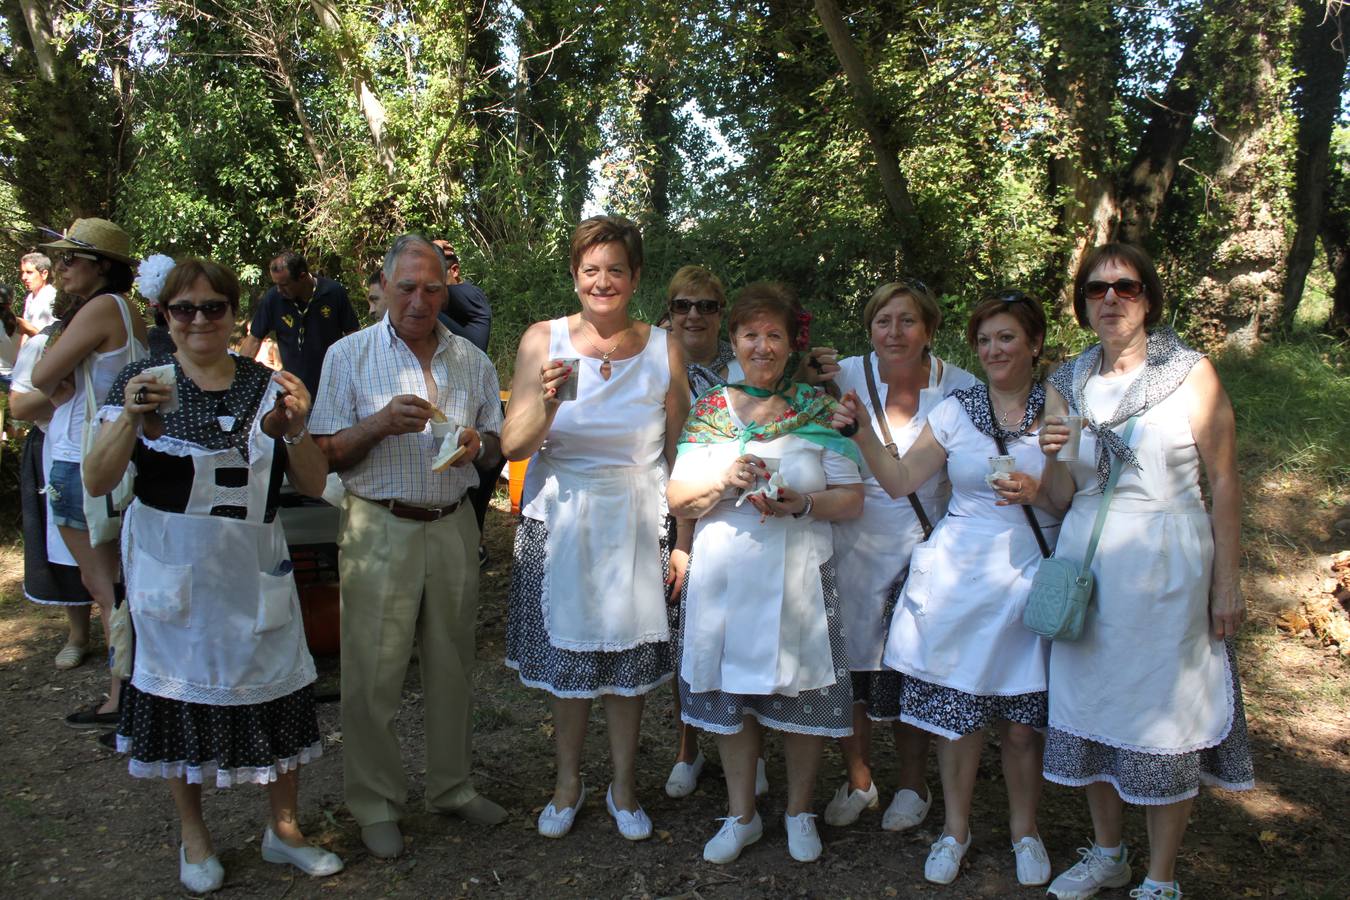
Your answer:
[338,495,480,826]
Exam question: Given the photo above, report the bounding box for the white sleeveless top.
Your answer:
[49,295,146,463]
[521,318,673,652]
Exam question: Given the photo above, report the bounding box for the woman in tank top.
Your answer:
[31,219,149,731]
[501,216,690,842]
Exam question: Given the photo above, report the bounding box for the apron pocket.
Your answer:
[903,546,937,615]
[130,556,193,626]
[255,571,297,634]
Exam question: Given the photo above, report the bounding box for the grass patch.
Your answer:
[1214,334,1350,490]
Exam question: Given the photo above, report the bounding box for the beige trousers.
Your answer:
[338,495,480,827]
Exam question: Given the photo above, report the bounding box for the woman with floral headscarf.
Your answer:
[667,282,864,865]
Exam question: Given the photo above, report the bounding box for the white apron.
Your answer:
[123,382,316,706]
[831,353,976,670]
[1048,384,1231,752]
[678,434,840,696]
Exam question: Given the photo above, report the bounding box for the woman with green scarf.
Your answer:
[667,283,864,865]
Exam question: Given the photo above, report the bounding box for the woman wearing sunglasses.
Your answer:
[82,259,340,893]
[31,219,148,727]
[821,280,979,833]
[833,291,1063,888]
[1037,244,1253,900]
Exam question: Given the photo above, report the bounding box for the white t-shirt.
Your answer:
[23,285,57,332]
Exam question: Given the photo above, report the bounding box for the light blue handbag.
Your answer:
[1023,417,1137,641]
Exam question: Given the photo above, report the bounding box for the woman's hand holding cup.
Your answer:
[541,359,576,402]
[1039,415,1071,458]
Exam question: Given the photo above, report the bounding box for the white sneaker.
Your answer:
[1011,834,1051,886]
[823,780,879,826]
[881,786,932,831]
[1047,844,1133,898]
[702,813,763,863]
[755,757,769,797]
[1128,880,1183,899]
[784,812,822,862]
[924,833,970,885]
[665,751,705,798]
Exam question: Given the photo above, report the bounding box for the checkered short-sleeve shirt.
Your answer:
[309,319,503,507]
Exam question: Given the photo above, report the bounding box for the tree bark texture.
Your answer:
[1189,3,1297,350]
[1280,0,1349,328]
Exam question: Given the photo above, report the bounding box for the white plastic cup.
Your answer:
[143,363,180,415]
[1057,416,1085,461]
[554,358,580,401]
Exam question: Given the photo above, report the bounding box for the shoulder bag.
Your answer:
[81,294,144,547]
[863,353,933,540]
[1015,416,1138,640]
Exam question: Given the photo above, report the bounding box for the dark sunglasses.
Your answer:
[57,250,100,266]
[899,276,930,295]
[1084,279,1145,301]
[165,301,232,323]
[670,297,722,315]
[995,289,1032,305]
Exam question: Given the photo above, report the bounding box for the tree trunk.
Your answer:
[1326,233,1350,336]
[639,72,677,222]
[1280,0,1349,328]
[309,0,397,178]
[1188,2,1298,350]
[263,26,327,174]
[1115,26,1204,245]
[812,0,917,255]
[16,0,55,80]
[1039,2,1123,314]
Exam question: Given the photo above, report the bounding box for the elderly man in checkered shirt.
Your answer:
[310,234,505,860]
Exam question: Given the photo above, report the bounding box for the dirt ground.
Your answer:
[1,481,1347,900]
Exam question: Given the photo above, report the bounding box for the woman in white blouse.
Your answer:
[835,292,1063,888]
[668,283,863,865]
[824,280,978,831]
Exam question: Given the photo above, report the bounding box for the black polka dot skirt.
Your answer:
[679,559,854,738]
[505,517,674,698]
[900,677,1048,740]
[1043,640,1255,805]
[850,578,904,721]
[115,682,322,787]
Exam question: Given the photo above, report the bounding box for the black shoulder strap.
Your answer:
[864,353,933,540]
[993,431,1051,559]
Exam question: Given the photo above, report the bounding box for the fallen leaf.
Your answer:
[1259,830,1278,843]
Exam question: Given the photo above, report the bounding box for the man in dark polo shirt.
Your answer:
[431,240,491,353]
[239,250,360,394]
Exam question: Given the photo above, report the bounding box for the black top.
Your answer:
[437,280,492,352]
[249,276,359,395]
[108,354,287,521]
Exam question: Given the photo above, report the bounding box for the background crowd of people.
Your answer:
[5,215,1253,899]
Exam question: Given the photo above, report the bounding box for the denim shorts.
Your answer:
[47,460,88,530]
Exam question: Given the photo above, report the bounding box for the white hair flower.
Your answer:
[135,253,177,305]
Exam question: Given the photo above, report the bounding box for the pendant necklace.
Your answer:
[581,319,630,380]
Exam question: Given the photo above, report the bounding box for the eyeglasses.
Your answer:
[995,289,1031,305]
[57,251,100,266]
[670,298,721,315]
[165,301,232,323]
[1084,279,1145,301]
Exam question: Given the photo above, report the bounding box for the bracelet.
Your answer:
[282,424,308,445]
[792,492,814,519]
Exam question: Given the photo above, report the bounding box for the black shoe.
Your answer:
[478,544,489,569]
[97,730,118,750]
[65,703,120,729]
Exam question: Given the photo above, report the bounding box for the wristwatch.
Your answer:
[282,424,308,445]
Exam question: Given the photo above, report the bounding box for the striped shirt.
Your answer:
[310,318,502,507]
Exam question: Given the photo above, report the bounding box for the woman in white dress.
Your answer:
[823,279,978,831]
[31,219,148,728]
[502,216,690,842]
[835,291,1063,888]
[668,283,864,865]
[1038,244,1253,900]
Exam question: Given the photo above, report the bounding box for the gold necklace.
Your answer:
[580,318,630,380]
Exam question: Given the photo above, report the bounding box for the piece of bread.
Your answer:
[431,435,467,472]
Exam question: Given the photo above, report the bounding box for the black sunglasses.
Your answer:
[1084,279,1145,301]
[57,250,100,266]
[165,301,232,323]
[995,289,1032,305]
[670,298,722,315]
[899,276,931,295]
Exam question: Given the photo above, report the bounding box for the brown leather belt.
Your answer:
[363,496,465,522]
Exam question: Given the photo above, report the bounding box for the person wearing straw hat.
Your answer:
[32,217,149,729]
